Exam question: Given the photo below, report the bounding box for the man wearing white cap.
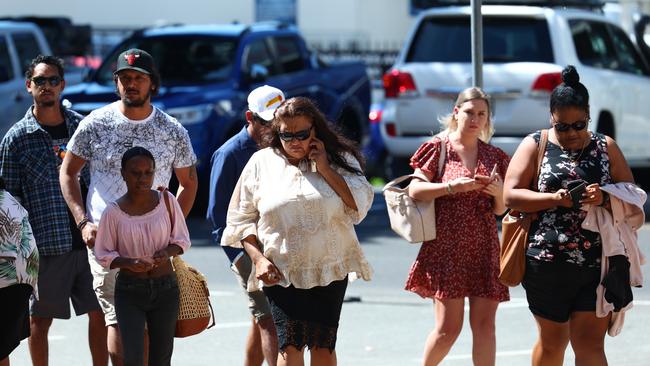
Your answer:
[207,85,283,366]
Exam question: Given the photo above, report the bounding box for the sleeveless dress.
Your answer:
[527,131,612,268]
[405,137,510,301]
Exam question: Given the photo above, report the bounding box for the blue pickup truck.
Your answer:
[63,22,371,183]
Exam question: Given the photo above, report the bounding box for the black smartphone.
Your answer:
[566,179,587,207]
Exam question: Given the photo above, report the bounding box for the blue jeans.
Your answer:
[115,272,179,366]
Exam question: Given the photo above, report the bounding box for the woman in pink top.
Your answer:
[94,146,191,366]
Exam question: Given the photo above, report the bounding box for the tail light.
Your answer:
[385,122,397,137]
[369,108,383,124]
[383,70,418,98]
[531,72,562,93]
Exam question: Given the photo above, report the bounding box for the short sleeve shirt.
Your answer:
[68,102,196,222]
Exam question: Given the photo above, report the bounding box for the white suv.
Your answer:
[381,3,650,171]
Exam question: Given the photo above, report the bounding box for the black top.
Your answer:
[527,130,612,268]
[41,122,86,251]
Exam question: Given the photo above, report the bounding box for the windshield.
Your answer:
[406,16,554,63]
[94,35,238,85]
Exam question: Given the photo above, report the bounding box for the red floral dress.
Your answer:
[404,137,510,302]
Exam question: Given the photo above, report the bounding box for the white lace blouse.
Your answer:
[221,147,373,291]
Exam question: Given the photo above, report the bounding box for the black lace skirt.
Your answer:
[263,276,348,352]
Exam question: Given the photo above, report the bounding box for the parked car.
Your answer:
[63,22,371,191]
[0,21,52,137]
[381,0,650,178]
[362,102,388,181]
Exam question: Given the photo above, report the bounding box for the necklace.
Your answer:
[563,134,590,167]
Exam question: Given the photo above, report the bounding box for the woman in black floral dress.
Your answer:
[503,65,634,366]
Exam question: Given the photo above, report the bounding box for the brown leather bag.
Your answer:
[498,130,548,287]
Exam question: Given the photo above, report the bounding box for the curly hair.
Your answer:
[25,55,64,79]
[269,97,365,175]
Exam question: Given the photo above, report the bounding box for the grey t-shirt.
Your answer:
[68,101,196,222]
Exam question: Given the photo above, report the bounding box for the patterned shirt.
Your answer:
[68,102,197,223]
[0,189,39,292]
[0,107,90,256]
[527,131,612,267]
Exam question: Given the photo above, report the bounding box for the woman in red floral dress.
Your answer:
[406,87,510,366]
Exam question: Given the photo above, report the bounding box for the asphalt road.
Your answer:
[9,194,650,365]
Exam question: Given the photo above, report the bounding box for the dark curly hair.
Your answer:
[270,97,365,175]
[25,55,64,80]
[550,65,590,114]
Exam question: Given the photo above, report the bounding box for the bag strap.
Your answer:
[437,137,446,179]
[159,188,174,230]
[532,130,548,192]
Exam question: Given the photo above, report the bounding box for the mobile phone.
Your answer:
[489,165,497,180]
[567,180,587,207]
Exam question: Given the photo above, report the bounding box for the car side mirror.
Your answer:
[248,63,269,83]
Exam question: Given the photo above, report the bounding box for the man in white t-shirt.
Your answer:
[59,48,197,365]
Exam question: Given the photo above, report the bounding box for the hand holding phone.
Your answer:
[566,179,587,208]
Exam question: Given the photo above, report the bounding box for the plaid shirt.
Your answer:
[0,106,90,256]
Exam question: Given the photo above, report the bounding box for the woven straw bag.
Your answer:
[382,138,445,243]
[172,256,215,337]
[160,190,215,337]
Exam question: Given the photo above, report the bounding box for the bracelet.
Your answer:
[77,216,90,231]
[446,183,454,195]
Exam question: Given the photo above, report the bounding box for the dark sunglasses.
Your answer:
[30,76,62,87]
[278,127,312,142]
[551,115,589,132]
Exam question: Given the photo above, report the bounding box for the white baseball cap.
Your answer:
[247,85,285,121]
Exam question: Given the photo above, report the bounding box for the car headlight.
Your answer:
[166,104,216,125]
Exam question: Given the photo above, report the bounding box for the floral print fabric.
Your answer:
[405,137,510,301]
[527,131,611,268]
[0,190,38,293]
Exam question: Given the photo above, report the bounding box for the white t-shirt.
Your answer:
[68,102,196,223]
[221,147,374,291]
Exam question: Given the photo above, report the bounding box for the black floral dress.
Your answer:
[527,131,612,268]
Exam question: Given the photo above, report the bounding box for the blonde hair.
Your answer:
[437,87,494,143]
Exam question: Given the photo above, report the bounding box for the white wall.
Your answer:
[0,0,414,48]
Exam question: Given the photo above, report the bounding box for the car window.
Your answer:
[11,32,41,75]
[242,38,277,76]
[273,36,305,73]
[406,16,553,63]
[94,36,238,85]
[607,24,650,76]
[570,20,619,71]
[0,36,14,82]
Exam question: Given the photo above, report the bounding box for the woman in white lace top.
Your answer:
[222,97,373,365]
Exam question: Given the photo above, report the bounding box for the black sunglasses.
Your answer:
[551,115,589,132]
[278,127,312,142]
[31,76,62,87]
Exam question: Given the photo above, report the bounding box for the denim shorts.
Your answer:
[522,258,601,323]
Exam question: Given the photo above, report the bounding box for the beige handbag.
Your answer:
[383,139,445,243]
[160,190,215,337]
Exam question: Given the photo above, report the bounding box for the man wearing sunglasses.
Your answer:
[0,55,108,366]
[207,85,284,366]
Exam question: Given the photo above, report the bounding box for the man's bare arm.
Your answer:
[173,164,198,218]
[60,151,88,224]
[60,151,97,247]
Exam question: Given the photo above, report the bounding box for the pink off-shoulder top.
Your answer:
[94,190,191,268]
